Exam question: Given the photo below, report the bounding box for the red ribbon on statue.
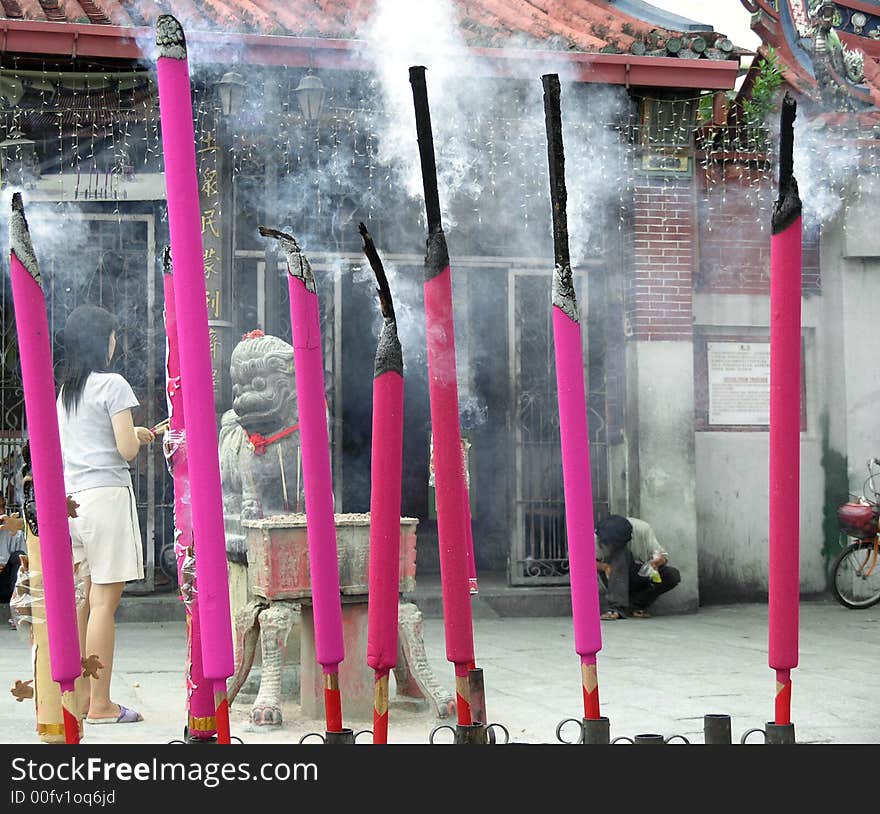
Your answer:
[247,424,299,456]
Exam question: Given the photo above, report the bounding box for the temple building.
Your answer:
[0,1,872,608]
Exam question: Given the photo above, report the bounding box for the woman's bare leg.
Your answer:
[76,572,91,717]
[85,581,124,719]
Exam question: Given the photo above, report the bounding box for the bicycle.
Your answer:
[833,458,880,609]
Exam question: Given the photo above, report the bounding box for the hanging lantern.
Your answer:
[0,129,38,189]
[217,70,246,118]
[295,71,326,122]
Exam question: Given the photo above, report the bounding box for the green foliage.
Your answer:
[741,47,785,146]
[697,91,714,124]
[696,48,784,150]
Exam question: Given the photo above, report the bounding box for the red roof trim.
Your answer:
[836,1,880,16]
[0,18,739,89]
[839,29,880,60]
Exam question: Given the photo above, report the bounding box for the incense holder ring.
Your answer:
[354,729,373,743]
[740,723,796,745]
[428,722,509,745]
[555,717,585,744]
[612,733,690,744]
[556,716,612,745]
[299,728,357,745]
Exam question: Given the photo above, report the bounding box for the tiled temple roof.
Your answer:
[0,0,743,59]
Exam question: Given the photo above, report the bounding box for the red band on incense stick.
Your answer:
[768,94,801,711]
[62,704,80,745]
[775,670,792,726]
[324,681,343,733]
[543,75,602,714]
[155,18,234,701]
[581,660,600,720]
[410,68,477,698]
[372,672,390,745]
[214,688,230,744]
[9,195,82,744]
[454,666,472,726]
[162,255,215,739]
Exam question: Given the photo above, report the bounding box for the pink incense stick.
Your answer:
[360,223,404,745]
[260,227,346,734]
[410,66,477,726]
[162,249,216,741]
[9,193,82,744]
[769,93,802,728]
[543,74,602,721]
[156,15,234,743]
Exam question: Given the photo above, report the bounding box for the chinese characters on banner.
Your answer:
[197,115,225,398]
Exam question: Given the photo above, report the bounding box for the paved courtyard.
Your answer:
[1,597,877,745]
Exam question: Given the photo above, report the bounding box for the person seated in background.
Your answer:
[595,514,680,620]
[0,495,25,629]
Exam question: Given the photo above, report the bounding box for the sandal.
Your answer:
[631,609,652,619]
[86,704,143,724]
[600,610,623,621]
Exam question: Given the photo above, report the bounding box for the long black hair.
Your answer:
[59,304,119,414]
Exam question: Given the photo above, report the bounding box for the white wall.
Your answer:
[694,294,826,599]
[625,341,699,612]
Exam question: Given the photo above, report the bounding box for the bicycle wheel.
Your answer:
[831,542,880,609]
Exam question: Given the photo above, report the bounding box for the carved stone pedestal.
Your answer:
[299,600,456,722]
[228,513,454,725]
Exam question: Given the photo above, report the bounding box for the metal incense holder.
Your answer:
[427,667,511,744]
[703,714,732,744]
[555,716,611,745]
[741,722,796,744]
[298,727,373,744]
[168,726,243,745]
[428,722,510,744]
[611,733,690,744]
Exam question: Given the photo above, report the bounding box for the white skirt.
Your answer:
[69,485,144,584]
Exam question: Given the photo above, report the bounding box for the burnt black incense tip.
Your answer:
[358,221,396,323]
[259,225,316,293]
[542,73,561,95]
[156,15,187,60]
[772,92,802,235]
[543,73,571,269]
[779,92,796,187]
[258,224,296,244]
[9,192,42,286]
[408,66,443,234]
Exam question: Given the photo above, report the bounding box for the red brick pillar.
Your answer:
[627,177,694,341]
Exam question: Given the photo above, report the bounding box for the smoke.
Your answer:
[358,0,484,214]
[792,114,861,229]
[358,0,631,257]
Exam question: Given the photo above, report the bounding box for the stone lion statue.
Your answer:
[219,330,303,564]
[219,330,305,725]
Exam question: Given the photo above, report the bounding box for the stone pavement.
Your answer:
[1,597,877,745]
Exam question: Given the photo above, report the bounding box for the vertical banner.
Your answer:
[196,109,228,403]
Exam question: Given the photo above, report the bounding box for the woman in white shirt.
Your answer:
[57,304,154,724]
